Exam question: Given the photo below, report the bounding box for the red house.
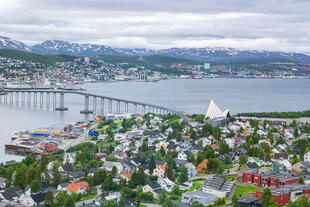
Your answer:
[256,184,310,206]
[237,170,298,187]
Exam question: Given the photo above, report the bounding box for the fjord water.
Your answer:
[0,78,310,162]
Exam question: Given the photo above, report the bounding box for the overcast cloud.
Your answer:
[1,0,310,52]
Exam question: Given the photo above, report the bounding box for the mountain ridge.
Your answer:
[1,35,310,63]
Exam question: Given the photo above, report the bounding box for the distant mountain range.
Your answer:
[0,36,31,52]
[1,35,310,63]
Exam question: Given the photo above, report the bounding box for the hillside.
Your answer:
[0,49,77,64]
[93,54,201,65]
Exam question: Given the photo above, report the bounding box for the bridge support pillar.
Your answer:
[100,98,104,115]
[125,102,128,113]
[39,92,43,108]
[80,95,93,114]
[46,92,50,109]
[27,93,31,106]
[93,97,97,115]
[21,92,25,106]
[134,104,137,114]
[4,94,8,104]
[15,92,19,105]
[108,99,112,113]
[9,93,13,105]
[55,92,68,111]
[34,92,37,108]
[117,101,120,114]
[52,93,56,109]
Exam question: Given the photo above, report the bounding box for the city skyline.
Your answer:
[1,0,310,53]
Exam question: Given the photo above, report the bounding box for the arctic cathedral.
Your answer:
[205,100,230,127]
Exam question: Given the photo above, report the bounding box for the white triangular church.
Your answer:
[205,100,230,120]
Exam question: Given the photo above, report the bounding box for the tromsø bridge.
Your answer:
[0,89,188,120]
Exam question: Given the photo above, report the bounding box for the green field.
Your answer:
[233,185,262,197]
[222,174,238,180]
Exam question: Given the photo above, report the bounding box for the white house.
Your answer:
[185,163,197,177]
[153,165,166,178]
[0,177,7,188]
[18,193,35,207]
[114,133,127,141]
[305,152,310,162]
[178,151,187,160]
[158,177,175,192]
[179,181,193,191]
[64,153,75,164]
[102,161,123,172]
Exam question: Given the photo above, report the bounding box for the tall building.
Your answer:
[84,57,90,65]
[204,63,211,70]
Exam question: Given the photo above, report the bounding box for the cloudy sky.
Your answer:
[1,0,310,52]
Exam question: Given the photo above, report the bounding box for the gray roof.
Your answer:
[203,176,233,192]
[182,190,217,198]
[238,196,261,204]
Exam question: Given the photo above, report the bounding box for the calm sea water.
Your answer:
[0,78,309,162]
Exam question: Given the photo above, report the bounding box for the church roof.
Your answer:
[205,100,230,119]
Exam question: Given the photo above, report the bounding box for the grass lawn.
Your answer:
[222,174,238,180]
[224,164,234,169]
[164,118,180,125]
[98,140,117,146]
[233,185,262,197]
[184,181,202,193]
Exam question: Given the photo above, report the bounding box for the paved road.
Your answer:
[189,174,214,181]
[141,203,161,207]
[61,122,98,151]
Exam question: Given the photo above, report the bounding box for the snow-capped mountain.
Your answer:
[1,35,310,63]
[31,40,310,63]
[0,36,31,52]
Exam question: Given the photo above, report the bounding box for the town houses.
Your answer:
[0,100,308,206]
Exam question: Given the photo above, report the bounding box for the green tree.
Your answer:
[172,185,181,195]
[178,165,188,183]
[219,141,230,155]
[201,123,213,137]
[118,196,126,207]
[294,128,299,138]
[30,179,40,193]
[44,190,54,207]
[26,168,36,184]
[189,128,196,139]
[64,195,75,207]
[111,165,117,177]
[213,126,222,140]
[165,166,175,181]
[52,168,62,187]
[106,200,118,207]
[299,176,305,184]
[232,195,240,207]
[160,146,166,156]
[162,198,176,207]
[14,168,26,187]
[22,156,36,166]
[159,190,167,204]
[40,155,48,172]
[148,155,156,174]
[239,155,249,165]
[262,188,272,207]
